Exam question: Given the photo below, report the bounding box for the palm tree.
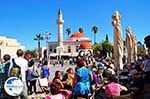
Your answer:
[34,34,44,60]
[79,27,84,33]
[92,26,98,44]
[66,28,71,38]
[106,34,109,41]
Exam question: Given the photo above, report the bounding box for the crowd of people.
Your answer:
[0,48,150,99]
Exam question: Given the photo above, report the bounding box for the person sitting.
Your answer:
[142,54,150,84]
[128,69,145,99]
[62,68,74,90]
[134,61,143,72]
[92,64,104,89]
[105,75,128,98]
[52,71,71,98]
[45,81,65,99]
[90,67,105,99]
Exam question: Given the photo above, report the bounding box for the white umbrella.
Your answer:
[132,34,137,62]
[126,26,133,64]
[112,11,124,70]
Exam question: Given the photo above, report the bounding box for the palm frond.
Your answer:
[92,26,98,34]
[36,34,39,38]
[40,36,44,40]
[66,28,71,35]
[34,38,38,40]
[79,27,84,33]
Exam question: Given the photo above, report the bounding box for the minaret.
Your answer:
[57,9,64,47]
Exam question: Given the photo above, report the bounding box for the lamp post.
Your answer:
[45,32,51,62]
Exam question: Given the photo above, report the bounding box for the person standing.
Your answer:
[27,59,39,95]
[143,54,150,84]
[41,60,50,79]
[62,68,74,90]
[9,49,28,99]
[0,54,11,98]
[73,59,93,99]
[60,59,64,67]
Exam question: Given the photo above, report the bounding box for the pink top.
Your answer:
[105,82,121,98]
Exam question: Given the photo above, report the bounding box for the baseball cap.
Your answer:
[98,62,104,69]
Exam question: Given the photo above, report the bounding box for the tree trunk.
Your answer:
[94,33,96,44]
[38,41,40,60]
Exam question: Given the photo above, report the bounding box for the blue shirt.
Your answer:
[41,65,49,78]
[76,67,92,82]
[74,67,92,95]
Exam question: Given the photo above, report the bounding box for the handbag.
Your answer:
[38,78,48,87]
[31,70,39,78]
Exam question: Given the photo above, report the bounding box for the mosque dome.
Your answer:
[70,32,84,38]
[66,32,91,42]
[79,42,91,49]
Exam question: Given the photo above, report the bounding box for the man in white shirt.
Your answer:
[9,49,28,99]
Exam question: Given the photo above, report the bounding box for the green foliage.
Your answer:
[92,40,113,57]
[92,43,102,56]
[24,49,37,58]
[144,35,150,52]
[91,26,98,34]
[34,33,43,59]
[66,28,71,36]
[92,26,98,44]
[137,46,146,57]
[79,27,84,33]
[105,34,109,41]
[34,34,44,41]
[101,40,113,56]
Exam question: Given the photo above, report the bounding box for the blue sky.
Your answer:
[0,0,150,50]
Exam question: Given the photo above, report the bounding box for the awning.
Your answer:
[49,53,71,57]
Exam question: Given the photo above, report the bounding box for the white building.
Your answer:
[0,36,24,60]
[47,9,92,59]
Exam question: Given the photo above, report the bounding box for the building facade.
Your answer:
[47,9,92,58]
[0,36,24,61]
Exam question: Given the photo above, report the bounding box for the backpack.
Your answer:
[10,59,21,78]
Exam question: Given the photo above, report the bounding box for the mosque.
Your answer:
[47,9,92,59]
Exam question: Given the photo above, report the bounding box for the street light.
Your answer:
[44,32,51,62]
